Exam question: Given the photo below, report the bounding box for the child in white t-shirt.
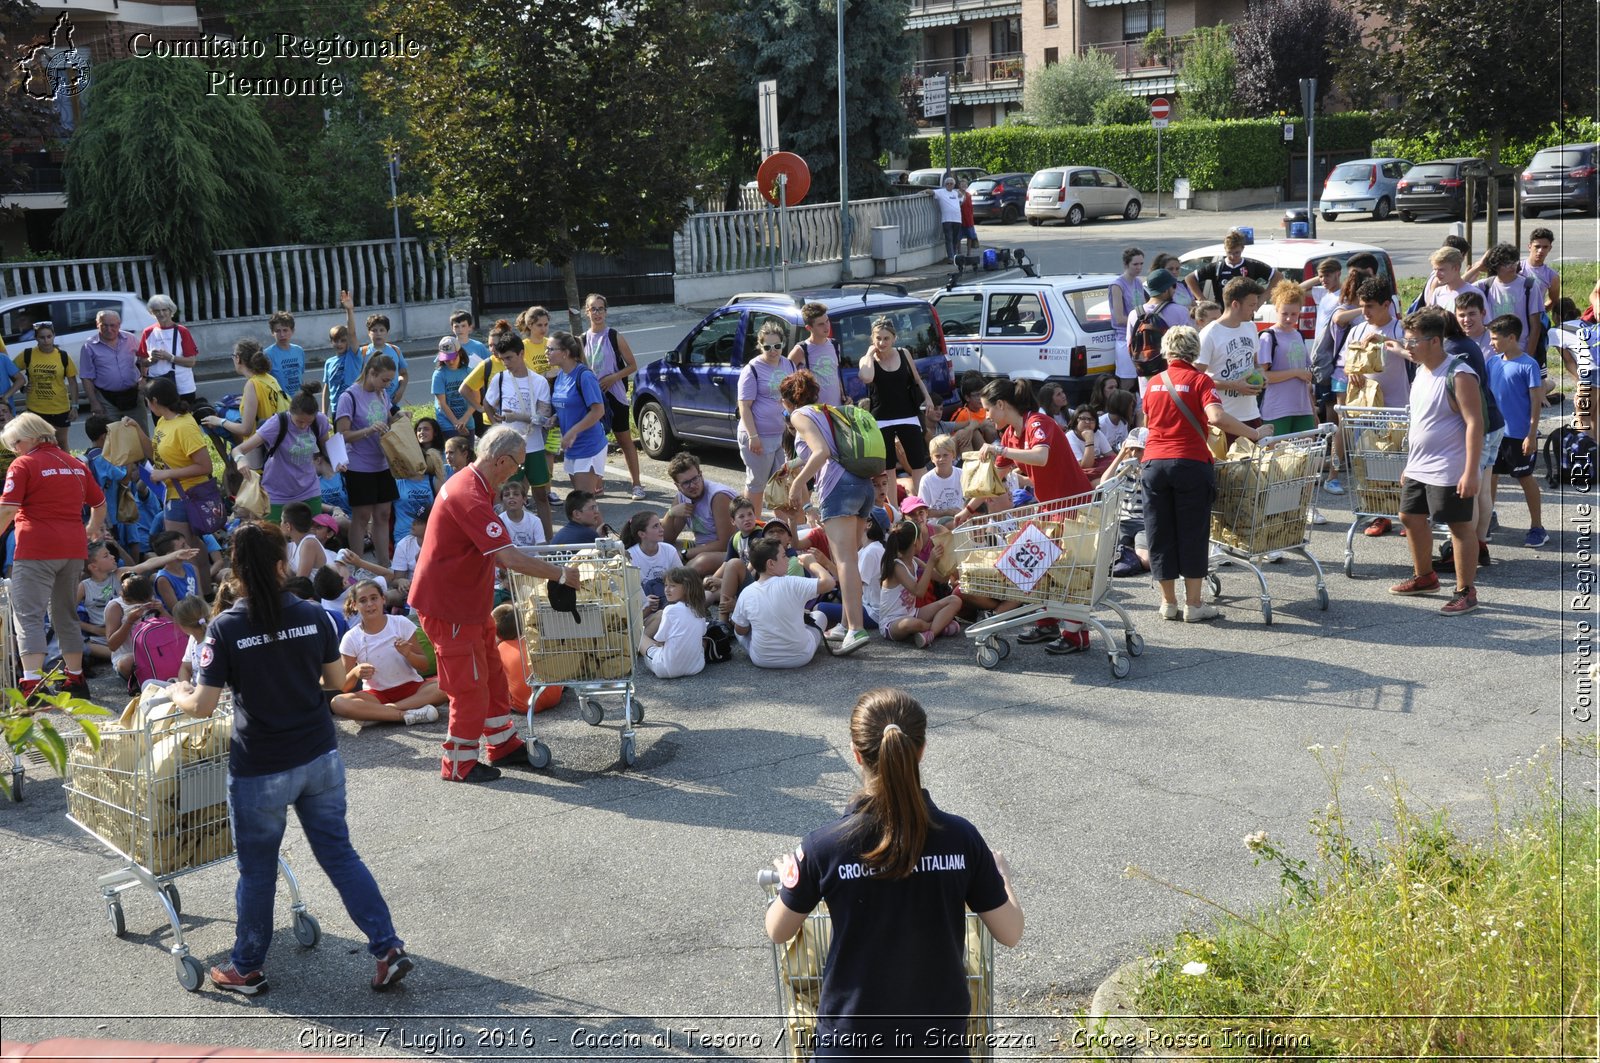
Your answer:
[390,513,426,591]
[331,579,445,725]
[499,479,547,548]
[639,566,709,679]
[626,510,685,634]
[919,434,965,523]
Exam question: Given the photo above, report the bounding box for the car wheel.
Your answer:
[1001,203,1020,224]
[1066,204,1085,227]
[1398,210,1415,223]
[1123,199,1141,220]
[1027,217,1043,227]
[1321,211,1338,222]
[1373,197,1392,221]
[1521,203,1541,218]
[635,401,675,460]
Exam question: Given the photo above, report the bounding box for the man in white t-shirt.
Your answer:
[731,538,836,669]
[1197,276,1266,433]
[934,176,964,264]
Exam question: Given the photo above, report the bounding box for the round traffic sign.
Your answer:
[756,152,811,207]
[1150,97,1171,121]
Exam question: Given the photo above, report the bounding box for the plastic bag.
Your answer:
[960,453,1006,499]
[234,469,269,519]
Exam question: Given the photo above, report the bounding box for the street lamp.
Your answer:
[837,0,851,282]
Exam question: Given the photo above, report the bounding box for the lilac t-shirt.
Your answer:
[737,356,792,438]
[1256,327,1313,421]
[799,340,843,407]
[1481,276,1541,355]
[584,329,629,404]
[1343,318,1406,406]
[796,406,843,500]
[1111,276,1147,340]
[257,412,329,504]
[335,385,391,474]
[1404,359,1478,487]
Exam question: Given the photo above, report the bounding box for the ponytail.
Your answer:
[290,381,322,417]
[846,688,930,879]
[229,522,287,637]
[233,338,273,376]
[881,520,918,584]
[979,376,1038,416]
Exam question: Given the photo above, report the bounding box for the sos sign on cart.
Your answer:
[997,522,1063,594]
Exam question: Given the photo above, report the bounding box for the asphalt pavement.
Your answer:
[5,202,1595,1058]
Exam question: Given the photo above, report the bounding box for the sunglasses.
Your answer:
[760,342,784,351]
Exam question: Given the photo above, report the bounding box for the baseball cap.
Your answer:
[311,514,339,532]
[1145,268,1177,294]
[899,495,929,514]
[437,336,459,361]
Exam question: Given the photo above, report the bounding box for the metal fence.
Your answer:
[0,238,462,324]
[674,192,941,278]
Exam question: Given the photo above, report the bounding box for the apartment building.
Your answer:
[902,0,1028,132]
[1023,0,1247,96]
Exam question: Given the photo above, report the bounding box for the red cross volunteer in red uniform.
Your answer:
[408,425,581,782]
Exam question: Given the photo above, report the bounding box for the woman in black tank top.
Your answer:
[857,317,936,490]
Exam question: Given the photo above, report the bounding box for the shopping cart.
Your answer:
[1205,425,1334,624]
[509,539,645,767]
[954,475,1143,679]
[1338,406,1411,578]
[756,868,996,1062]
[64,689,320,991]
[0,580,99,803]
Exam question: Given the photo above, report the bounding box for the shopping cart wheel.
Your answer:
[1315,586,1330,611]
[292,911,321,948]
[1109,654,1133,680]
[630,699,645,724]
[996,638,1012,661]
[579,698,604,727]
[1260,600,1273,625]
[526,738,552,769]
[161,883,181,917]
[176,954,204,992]
[1343,556,1355,579]
[1205,574,1221,599]
[620,733,637,768]
[976,644,1001,670]
[105,899,125,938]
[1125,631,1145,657]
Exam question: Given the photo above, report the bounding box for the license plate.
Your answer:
[1536,179,1561,187]
[1412,184,1434,192]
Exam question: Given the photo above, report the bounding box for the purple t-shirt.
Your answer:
[798,340,844,407]
[1342,318,1406,406]
[1404,359,1478,487]
[796,406,843,500]
[583,329,629,404]
[335,384,390,474]
[257,412,329,504]
[737,356,792,438]
[1256,327,1313,421]
[1111,276,1147,340]
[1481,276,1542,355]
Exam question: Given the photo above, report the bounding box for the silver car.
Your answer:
[1318,157,1411,221]
[1024,167,1141,226]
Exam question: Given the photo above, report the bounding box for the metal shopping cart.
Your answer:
[509,539,645,767]
[1205,425,1334,624]
[1338,406,1411,578]
[955,474,1142,679]
[64,689,320,991]
[756,868,996,1062]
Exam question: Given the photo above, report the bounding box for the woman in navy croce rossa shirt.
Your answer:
[765,689,1024,1058]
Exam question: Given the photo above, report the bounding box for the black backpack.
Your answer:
[1129,306,1171,377]
[1542,424,1596,490]
[263,411,329,463]
[703,619,735,664]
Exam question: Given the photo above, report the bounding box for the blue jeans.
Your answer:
[942,222,961,261]
[228,749,401,973]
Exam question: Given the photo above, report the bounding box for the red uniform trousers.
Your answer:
[418,614,526,780]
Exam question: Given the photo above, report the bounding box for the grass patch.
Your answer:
[1122,743,1597,1059]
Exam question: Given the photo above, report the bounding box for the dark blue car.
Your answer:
[632,288,953,460]
[968,173,1030,224]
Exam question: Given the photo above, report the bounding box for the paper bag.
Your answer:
[235,469,269,518]
[379,413,427,480]
[1345,338,1386,376]
[929,525,958,580]
[103,422,144,466]
[960,453,1006,499]
[1207,427,1228,461]
[116,482,140,524]
[1347,376,1385,408]
[764,459,802,512]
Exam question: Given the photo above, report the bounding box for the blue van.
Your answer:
[632,287,953,459]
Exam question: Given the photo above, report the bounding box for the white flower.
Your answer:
[1306,743,1324,753]
[1181,961,1209,976]
[1243,830,1270,852]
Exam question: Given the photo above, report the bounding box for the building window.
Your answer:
[994,17,1021,54]
[1043,0,1058,27]
[1044,47,1059,65]
[1122,0,1166,38]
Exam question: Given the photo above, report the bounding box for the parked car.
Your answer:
[907,166,989,188]
[1318,157,1411,221]
[632,287,953,460]
[1176,239,1396,337]
[0,290,156,361]
[1395,158,1516,221]
[929,274,1121,405]
[1025,167,1141,226]
[967,173,1029,224]
[1520,142,1600,217]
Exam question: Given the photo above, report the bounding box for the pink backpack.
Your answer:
[130,613,186,688]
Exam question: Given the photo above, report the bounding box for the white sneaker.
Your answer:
[835,629,871,656]
[631,485,647,500]
[809,609,829,632]
[1183,603,1222,623]
[1159,602,1181,621]
[403,704,440,726]
[1264,551,1284,563]
[1310,507,1328,525]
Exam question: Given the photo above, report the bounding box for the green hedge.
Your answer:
[1376,118,1600,171]
[945,113,1380,192]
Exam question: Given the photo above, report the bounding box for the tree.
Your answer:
[0,0,69,216]
[1023,51,1120,127]
[1232,0,1357,116]
[368,0,726,328]
[1339,0,1596,167]
[732,0,914,203]
[1093,92,1150,127]
[56,57,285,278]
[1177,26,1238,120]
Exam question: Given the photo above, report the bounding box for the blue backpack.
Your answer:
[1543,425,1596,490]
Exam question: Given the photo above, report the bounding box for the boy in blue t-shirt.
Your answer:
[267,310,306,395]
[361,312,408,405]
[449,309,490,368]
[1484,314,1546,547]
[0,348,22,414]
[324,291,364,418]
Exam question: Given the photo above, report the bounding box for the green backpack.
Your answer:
[821,403,887,478]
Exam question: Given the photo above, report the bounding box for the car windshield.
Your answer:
[1328,163,1374,183]
[832,304,941,364]
[970,181,998,195]
[1531,149,1588,169]
[1030,171,1064,189]
[1405,164,1458,180]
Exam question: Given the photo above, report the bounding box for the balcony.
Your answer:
[906,0,1023,29]
[8,151,64,195]
[902,53,1025,127]
[1080,34,1192,94]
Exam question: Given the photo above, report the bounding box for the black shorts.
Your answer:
[881,422,930,471]
[604,393,631,434]
[1492,434,1536,478]
[33,409,71,429]
[1400,478,1474,525]
[343,468,399,507]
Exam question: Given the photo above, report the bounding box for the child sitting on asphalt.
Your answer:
[332,579,445,726]
[638,566,710,679]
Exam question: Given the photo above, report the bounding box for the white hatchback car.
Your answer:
[1025,167,1141,226]
[0,290,156,360]
[1318,157,1412,222]
[929,274,1120,405]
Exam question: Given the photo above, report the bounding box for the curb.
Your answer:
[1086,957,1157,1058]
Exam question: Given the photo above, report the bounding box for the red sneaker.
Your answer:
[210,962,267,996]
[372,947,415,991]
[1439,587,1479,615]
[1388,572,1440,596]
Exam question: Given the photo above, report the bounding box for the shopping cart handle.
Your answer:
[756,869,781,887]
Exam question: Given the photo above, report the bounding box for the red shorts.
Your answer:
[368,678,424,703]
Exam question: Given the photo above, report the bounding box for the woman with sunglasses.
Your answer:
[737,319,794,517]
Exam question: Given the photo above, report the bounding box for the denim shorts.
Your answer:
[164,496,188,523]
[819,470,874,521]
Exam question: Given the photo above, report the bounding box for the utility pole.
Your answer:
[837,0,852,282]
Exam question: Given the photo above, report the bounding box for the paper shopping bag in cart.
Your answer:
[961,453,1006,499]
[1347,376,1385,408]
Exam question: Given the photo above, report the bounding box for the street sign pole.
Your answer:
[1156,126,1162,219]
[1300,78,1317,238]
[1149,98,1170,219]
[779,172,790,294]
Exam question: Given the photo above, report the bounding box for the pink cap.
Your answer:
[311,514,339,531]
[899,495,929,514]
